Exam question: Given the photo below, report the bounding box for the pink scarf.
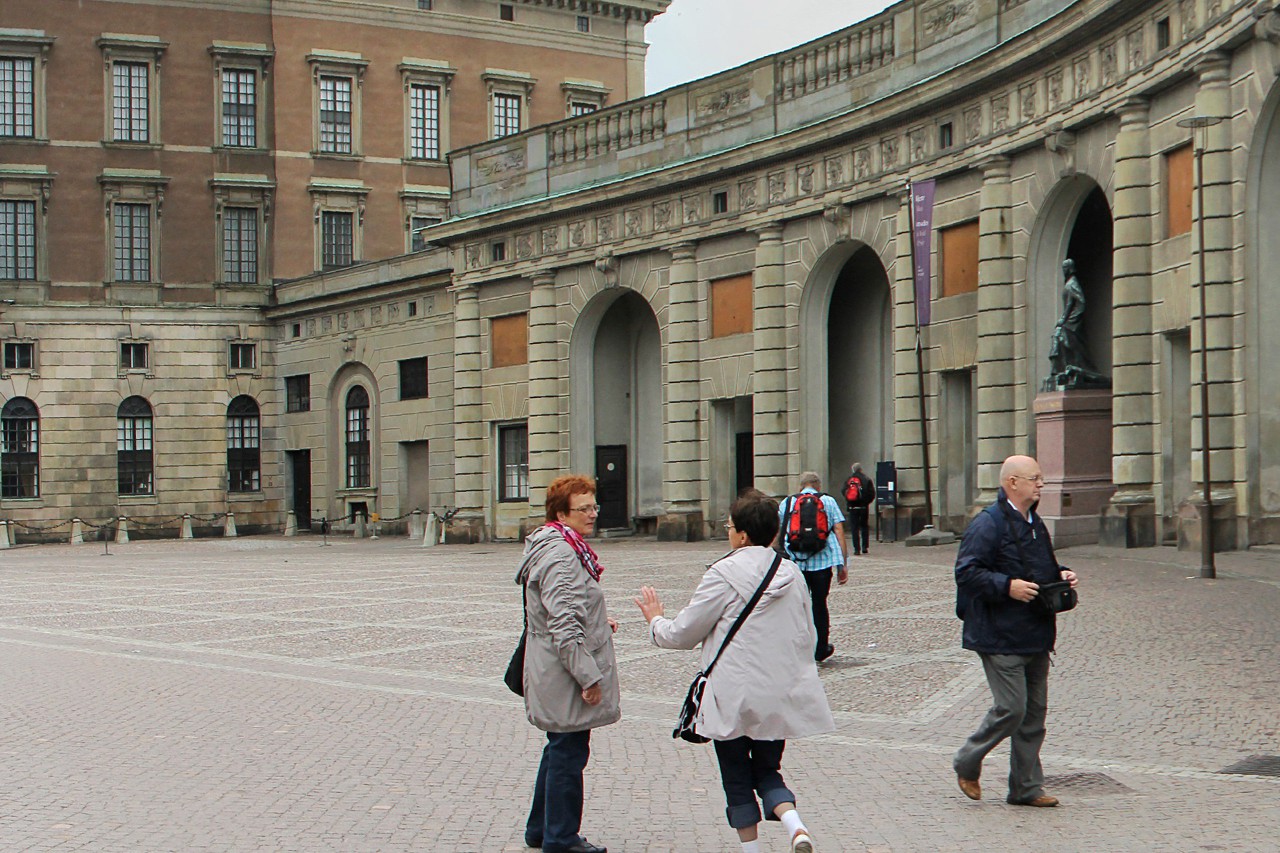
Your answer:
[546,521,604,582]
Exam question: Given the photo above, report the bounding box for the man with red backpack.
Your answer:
[841,462,875,556]
[775,472,847,662]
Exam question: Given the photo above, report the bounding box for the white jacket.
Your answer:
[649,545,836,741]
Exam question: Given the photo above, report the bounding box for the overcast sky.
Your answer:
[645,0,898,94]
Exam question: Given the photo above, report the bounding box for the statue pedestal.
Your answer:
[1034,389,1114,547]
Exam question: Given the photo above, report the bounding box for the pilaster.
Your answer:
[526,271,561,531]
[448,283,487,542]
[974,155,1016,505]
[889,190,929,532]
[751,224,788,499]
[659,241,705,540]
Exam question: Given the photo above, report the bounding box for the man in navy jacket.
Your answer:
[952,455,1079,807]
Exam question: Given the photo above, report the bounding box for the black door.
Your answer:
[735,431,754,496]
[595,445,628,530]
[289,450,311,531]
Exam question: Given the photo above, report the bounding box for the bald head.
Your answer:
[1000,455,1043,514]
[1000,456,1038,481]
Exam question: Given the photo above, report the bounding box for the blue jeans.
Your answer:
[526,729,591,849]
[713,737,795,829]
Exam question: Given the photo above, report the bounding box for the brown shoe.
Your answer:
[1011,795,1059,807]
[957,776,981,800]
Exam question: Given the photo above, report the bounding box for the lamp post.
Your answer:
[1177,114,1224,579]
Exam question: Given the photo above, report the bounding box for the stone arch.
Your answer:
[326,361,379,522]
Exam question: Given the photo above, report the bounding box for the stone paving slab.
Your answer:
[1,535,1279,851]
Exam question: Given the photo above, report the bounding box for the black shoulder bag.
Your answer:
[673,552,783,744]
[1002,503,1077,617]
[503,582,528,696]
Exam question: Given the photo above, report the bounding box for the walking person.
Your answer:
[841,462,875,556]
[953,455,1079,807]
[775,472,846,661]
[635,491,835,853]
[516,474,619,853]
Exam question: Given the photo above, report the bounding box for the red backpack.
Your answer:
[784,493,831,555]
[843,476,861,504]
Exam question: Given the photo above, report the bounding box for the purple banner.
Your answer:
[910,179,936,327]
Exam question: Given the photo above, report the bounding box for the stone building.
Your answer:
[0,0,665,536]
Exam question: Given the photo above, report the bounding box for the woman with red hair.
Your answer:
[516,474,619,853]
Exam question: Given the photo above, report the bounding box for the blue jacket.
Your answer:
[954,490,1061,655]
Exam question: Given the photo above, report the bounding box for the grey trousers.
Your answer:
[953,652,1050,803]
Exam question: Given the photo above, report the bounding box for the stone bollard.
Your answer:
[181,514,194,539]
[353,514,366,538]
[370,513,380,540]
[284,513,297,537]
[115,517,130,544]
[224,512,237,538]
[70,518,84,545]
[409,509,423,541]
[0,520,11,549]
[423,515,438,547]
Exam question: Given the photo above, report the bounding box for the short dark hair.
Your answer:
[730,492,780,546]
[545,474,596,522]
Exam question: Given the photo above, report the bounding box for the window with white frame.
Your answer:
[492,93,521,138]
[498,422,528,501]
[3,340,34,372]
[116,395,153,496]
[0,199,36,280]
[221,206,258,284]
[1,396,39,498]
[409,83,440,160]
[211,174,273,286]
[308,52,366,156]
[570,102,597,117]
[322,210,354,269]
[120,340,148,371]
[484,69,535,140]
[2,33,53,141]
[318,75,352,153]
[229,341,257,371]
[310,180,367,272]
[226,395,261,492]
[220,68,256,147]
[98,35,166,145]
[112,202,151,282]
[345,385,371,488]
[100,169,166,285]
[562,80,609,119]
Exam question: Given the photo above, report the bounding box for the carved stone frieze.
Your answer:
[881,136,900,168]
[825,156,845,188]
[370,305,382,325]
[693,78,752,124]
[796,164,815,195]
[767,171,786,204]
[739,178,758,211]
[1073,56,1092,99]
[682,194,703,224]
[1181,0,1197,35]
[908,127,926,162]
[306,318,317,336]
[569,220,588,247]
[920,0,978,48]
[475,148,526,179]
[854,147,872,179]
[1207,0,1222,18]
[387,303,400,322]
[625,208,644,237]
[1019,82,1037,120]
[653,200,672,230]
[516,232,535,259]
[1046,68,1064,110]
[1127,28,1145,70]
[596,214,616,242]
[964,106,982,142]
[321,316,333,333]
[991,94,1010,132]
[338,312,349,331]
[541,226,560,253]
[466,244,482,269]
[594,248,618,287]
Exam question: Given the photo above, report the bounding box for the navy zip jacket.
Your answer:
[955,490,1061,655]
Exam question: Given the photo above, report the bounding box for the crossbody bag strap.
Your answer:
[1000,501,1059,578]
[703,551,783,680]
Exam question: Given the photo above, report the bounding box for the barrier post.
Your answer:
[409,509,423,540]
[115,517,130,544]
[0,520,10,550]
[224,513,237,538]
[181,514,194,539]
[423,515,438,548]
[370,512,380,540]
[70,518,83,545]
[354,514,366,538]
[284,513,297,537]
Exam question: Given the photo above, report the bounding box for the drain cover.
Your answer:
[1042,772,1132,794]
[1219,755,1280,777]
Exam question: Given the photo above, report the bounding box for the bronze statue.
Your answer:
[1045,258,1108,390]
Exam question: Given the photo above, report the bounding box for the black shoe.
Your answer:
[815,643,835,662]
[545,841,607,853]
[524,839,542,850]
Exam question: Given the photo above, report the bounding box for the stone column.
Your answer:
[889,190,928,534]
[751,224,789,499]
[659,242,705,541]
[1102,98,1158,546]
[526,271,562,534]
[449,283,487,542]
[974,156,1017,506]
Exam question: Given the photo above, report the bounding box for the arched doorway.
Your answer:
[569,289,662,531]
[800,243,893,496]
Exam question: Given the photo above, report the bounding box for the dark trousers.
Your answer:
[848,505,870,553]
[802,568,832,656]
[713,737,796,829]
[953,652,1050,803]
[526,729,591,849]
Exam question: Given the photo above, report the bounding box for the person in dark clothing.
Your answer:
[841,463,875,555]
[952,455,1078,808]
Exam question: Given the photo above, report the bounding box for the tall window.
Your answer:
[0,200,36,280]
[220,68,256,147]
[111,61,149,142]
[226,395,261,492]
[113,203,151,282]
[409,83,441,160]
[285,374,311,413]
[322,211,354,269]
[498,423,528,501]
[116,396,154,496]
[1,396,38,498]
[222,207,258,284]
[493,93,521,138]
[319,75,352,154]
[0,56,34,138]
[345,385,371,488]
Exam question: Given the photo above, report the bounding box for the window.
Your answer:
[399,356,428,400]
[939,220,980,297]
[308,52,367,155]
[0,56,35,138]
[710,274,753,337]
[939,122,954,150]
[226,395,261,492]
[485,69,535,139]
[116,395,153,496]
[561,80,609,117]
[318,75,352,154]
[1165,143,1193,238]
[410,215,441,252]
[4,341,34,371]
[491,240,506,262]
[569,101,598,117]
[98,35,166,145]
[0,200,36,280]
[291,323,301,338]
[712,191,729,215]
[1,396,39,498]
[576,15,591,33]
[500,4,515,21]
[345,385,371,488]
[1156,17,1171,50]
[220,68,256,147]
[112,202,152,282]
[221,206,259,284]
[120,341,148,370]
[498,423,528,501]
[229,341,257,371]
[418,0,432,9]
[285,374,311,413]
[409,83,441,160]
[322,210,355,269]
[490,313,528,367]
[493,93,521,138]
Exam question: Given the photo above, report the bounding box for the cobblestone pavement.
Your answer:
[2,534,1279,852]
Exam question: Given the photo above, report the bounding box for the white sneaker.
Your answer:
[791,830,814,853]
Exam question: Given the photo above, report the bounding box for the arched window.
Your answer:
[226,395,261,492]
[117,396,153,496]
[1,397,39,498]
[345,385,371,488]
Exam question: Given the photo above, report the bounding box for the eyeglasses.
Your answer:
[1012,475,1045,485]
[569,504,600,515]
[724,521,737,532]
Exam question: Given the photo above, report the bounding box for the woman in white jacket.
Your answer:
[635,491,835,853]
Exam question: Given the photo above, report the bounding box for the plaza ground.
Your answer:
[1,533,1278,851]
